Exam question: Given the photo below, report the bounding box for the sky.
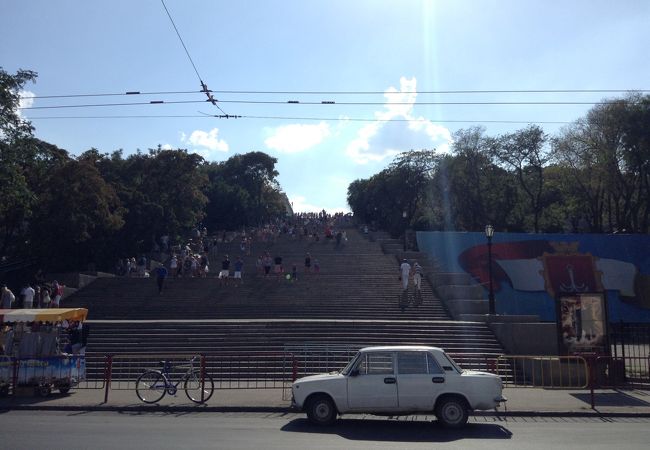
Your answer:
[2,0,649,213]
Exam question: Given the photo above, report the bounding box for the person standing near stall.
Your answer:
[1,285,15,309]
[21,284,35,309]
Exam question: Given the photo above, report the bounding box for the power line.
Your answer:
[19,99,632,110]
[21,90,201,99]
[20,88,649,100]
[21,99,206,110]
[25,114,570,124]
[160,0,228,115]
[160,0,201,83]
[219,100,625,106]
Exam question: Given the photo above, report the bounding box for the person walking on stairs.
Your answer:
[399,259,411,291]
[155,265,168,294]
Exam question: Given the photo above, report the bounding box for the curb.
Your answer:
[0,405,291,413]
[2,404,650,418]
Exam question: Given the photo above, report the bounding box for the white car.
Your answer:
[291,345,506,428]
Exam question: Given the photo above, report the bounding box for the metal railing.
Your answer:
[3,349,648,405]
[284,343,358,377]
[590,355,650,388]
[496,355,589,388]
[102,352,295,402]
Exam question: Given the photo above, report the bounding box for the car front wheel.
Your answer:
[435,397,469,428]
[306,395,337,425]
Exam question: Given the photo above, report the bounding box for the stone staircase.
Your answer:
[63,226,507,380]
[84,320,503,380]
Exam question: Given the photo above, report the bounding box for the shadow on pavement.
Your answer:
[281,418,513,442]
[0,391,75,406]
[571,391,650,407]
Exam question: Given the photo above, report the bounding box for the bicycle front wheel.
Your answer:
[136,370,166,403]
[184,371,214,403]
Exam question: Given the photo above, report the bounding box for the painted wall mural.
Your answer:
[416,232,650,323]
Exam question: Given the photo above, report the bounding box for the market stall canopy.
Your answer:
[0,308,88,323]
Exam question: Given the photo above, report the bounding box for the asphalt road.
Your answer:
[2,411,649,449]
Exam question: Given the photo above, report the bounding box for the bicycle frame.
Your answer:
[136,356,213,404]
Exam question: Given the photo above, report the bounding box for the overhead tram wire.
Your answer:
[19,88,650,100]
[25,114,570,125]
[21,90,202,99]
[19,99,637,110]
[160,0,228,116]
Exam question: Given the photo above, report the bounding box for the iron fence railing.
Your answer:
[2,345,648,403]
[496,355,589,388]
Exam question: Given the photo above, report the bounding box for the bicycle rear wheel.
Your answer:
[184,371,215,403]
[136,370,166,403]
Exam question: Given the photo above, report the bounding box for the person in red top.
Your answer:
[51,281,65,307]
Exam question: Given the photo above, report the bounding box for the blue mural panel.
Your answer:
[416,231,650,323]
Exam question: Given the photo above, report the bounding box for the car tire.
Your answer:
[36,384,52,397]
[435,396,469,428]
[306,395,337,425]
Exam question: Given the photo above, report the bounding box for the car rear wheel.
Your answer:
[306,395,337,425]
[435,397,469,428]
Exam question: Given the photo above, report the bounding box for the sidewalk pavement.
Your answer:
[2,386,650,417]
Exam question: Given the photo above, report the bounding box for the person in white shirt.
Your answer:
[399,259,411,291]
[21,285,35,308]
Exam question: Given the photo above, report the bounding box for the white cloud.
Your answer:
[288,194,350,214]
[345,77,452,164]
[180,128,229,159]
[265,122,331,154]
[160,144,173,150]
[18,90,35,119]
[289,195,322,213]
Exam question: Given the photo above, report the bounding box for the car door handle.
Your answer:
[432,377,445,383]
[384,377,397,384]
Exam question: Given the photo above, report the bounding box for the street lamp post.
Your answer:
[485,224,495,315]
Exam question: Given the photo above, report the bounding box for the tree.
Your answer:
[0,68,44,258]
[553,94,650,233]
[86,147,209,255]
[491,125,549,232]
[0,67,37,140]
[347,150,440,235]
[29,159,124,270]
[219,152,280,225]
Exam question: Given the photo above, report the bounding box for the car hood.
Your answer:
[461,370,500,378]
[294,372,345,384]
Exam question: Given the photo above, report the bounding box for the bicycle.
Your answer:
[135,356,215,404]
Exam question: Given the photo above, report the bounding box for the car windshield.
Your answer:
[340,352,361,375]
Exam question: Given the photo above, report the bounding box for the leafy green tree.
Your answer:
[553,94,650,233]
[29,159,124,270]
[1,67,36,140]
[86,147,208,255]
[491,125,549,232]
[219,152,280,225]
[0,68,37,258]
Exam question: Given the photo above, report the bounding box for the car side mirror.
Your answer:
[349,369,359,377]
